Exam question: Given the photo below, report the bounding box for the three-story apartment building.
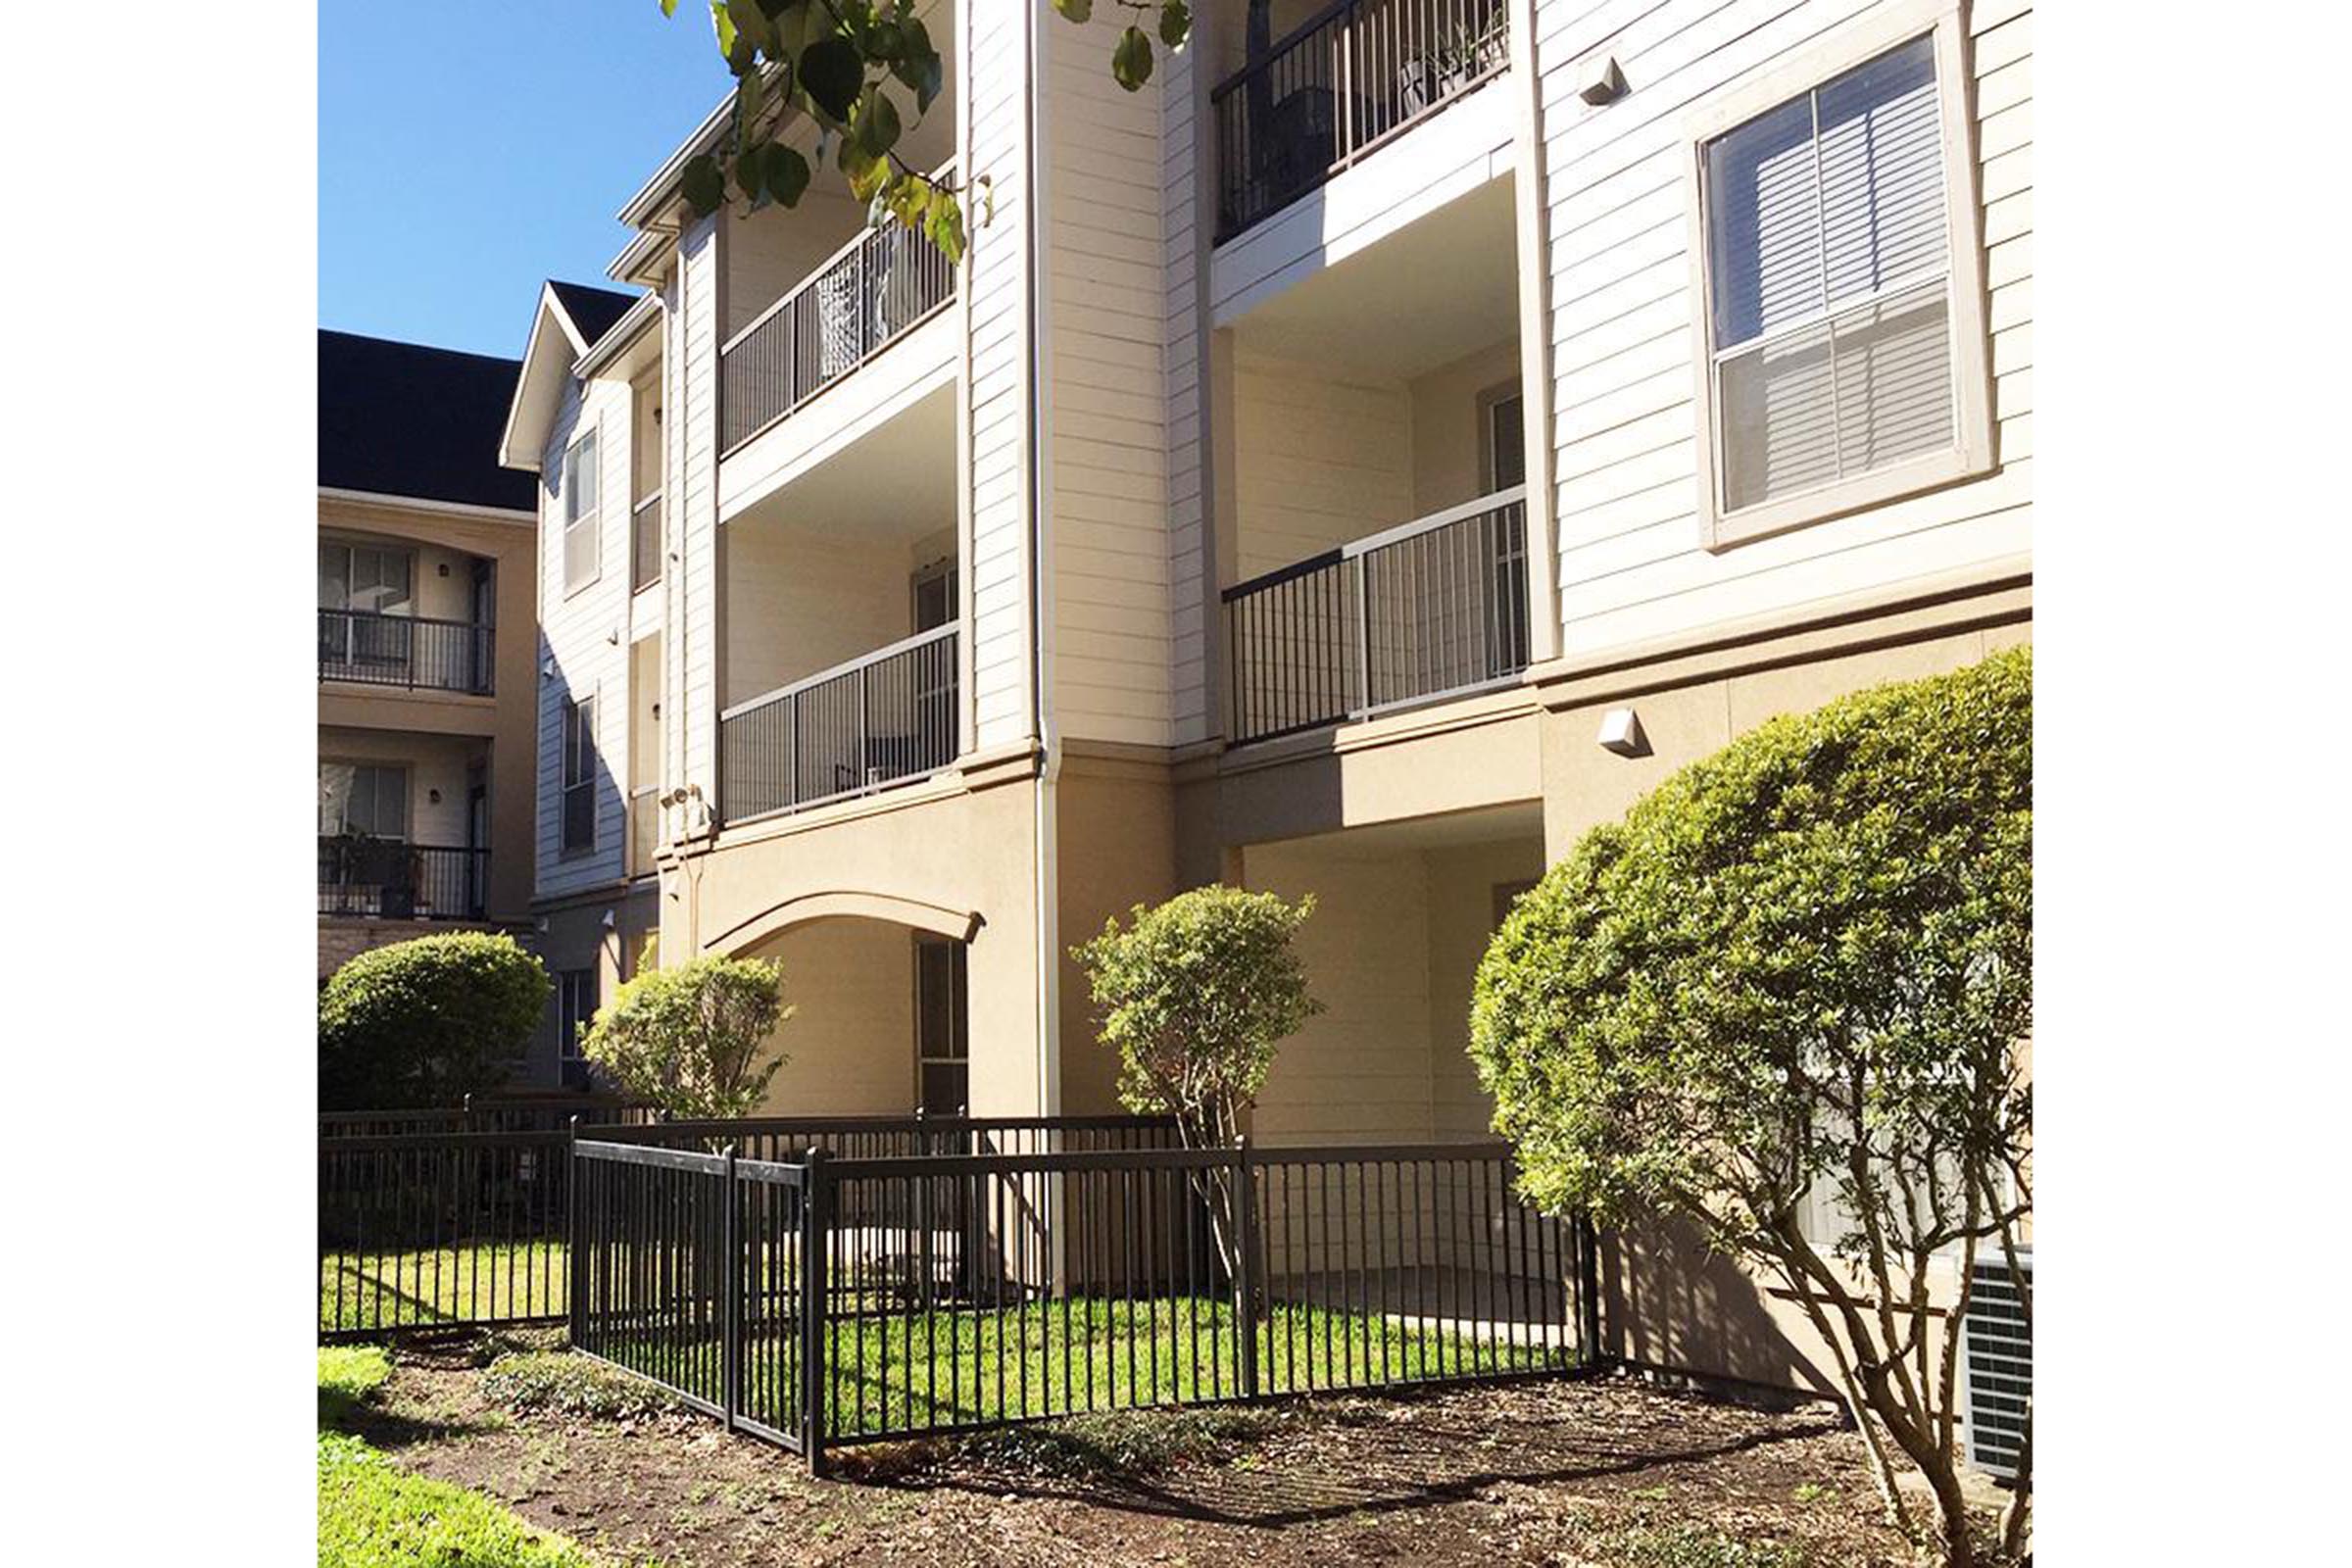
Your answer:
[318,330,539,979]
[505,0,2030,1401]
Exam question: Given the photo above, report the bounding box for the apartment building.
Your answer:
[506,0,2030,1399]
[318,330,539,980]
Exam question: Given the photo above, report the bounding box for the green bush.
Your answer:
[577,948,789,1118]
[1469,646,2031,1568]
[479,1350,680,1421]
[318,933,552,1109]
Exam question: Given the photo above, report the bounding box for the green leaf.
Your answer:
[709,0,736,58]
[1159,0,1192,50]
[1111,25,1155,91]
[799,35,864,121]
[660,0,680,17]
[764,144,811,206]
[1054,0,1093,22]
[679,153,727,216]
[854,85,903,160]
[724,0,775,54]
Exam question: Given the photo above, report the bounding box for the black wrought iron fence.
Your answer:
[571,1135,1597,1473]
[317,838,489,921]
[718,626,959,825]
[318,608,496,694]
[1225,487,1529,744]
[718,201,956,455]
[1212,0,1510,239]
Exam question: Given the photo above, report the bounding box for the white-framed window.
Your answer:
[561,428,600,591]
[1481,386,1527,493]
[1686,0,1992,549]
[562,695,597,854]
[318,761,408,840]
[914,934,968,1114]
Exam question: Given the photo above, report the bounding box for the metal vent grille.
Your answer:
[1962,1247,2033,1479]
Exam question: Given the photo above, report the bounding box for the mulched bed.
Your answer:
[351,1335,1986,1567]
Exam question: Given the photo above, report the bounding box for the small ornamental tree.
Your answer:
[1074,884,1321,1276]
[318,933,553,1109]
[578,947,791,1119]
[1469,646,2032,1568]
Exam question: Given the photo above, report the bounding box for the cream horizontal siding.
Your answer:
[671,218,722,827]
[1040,17,1175,748]
[966,2,1035,749]
[1232,355,1416,578]
[534,368,636,900]
[1534,0,2032,656]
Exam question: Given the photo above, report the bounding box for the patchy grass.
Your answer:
[318,1432,601,1568]
[318,1345,393,1426]
[482,1352,681,1422]
[600,1293,1570,1439]
[320,1242,568,1333]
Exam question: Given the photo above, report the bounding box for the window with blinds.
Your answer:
[1696,20,1981,540]
[562,430,600,591]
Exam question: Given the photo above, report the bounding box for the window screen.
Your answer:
[563,697,596,852]
[914,935,968,1115]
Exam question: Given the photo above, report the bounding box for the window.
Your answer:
[1484,390,1526,493]
[562,696,597,853]
[910,559,957,633]
[1688,0,1990,548]
[561,430,600,590]
[318,541,416,665]
[318,762,407,840]
[914,935,968,1114]
[556,967,597,1090]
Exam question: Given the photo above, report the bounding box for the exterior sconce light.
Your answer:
[1578,55,1627,106]
[1597,707,1649,758]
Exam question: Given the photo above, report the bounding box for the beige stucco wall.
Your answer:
[317,492,538,928]
[741,916,921,1116]
[666,763,1046,1116]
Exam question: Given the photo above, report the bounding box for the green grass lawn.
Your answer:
[592,1292,1569,1440]
[321,1242,568,1334]
[318,1345,602,1568]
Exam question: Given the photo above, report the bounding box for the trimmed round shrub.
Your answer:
[319,932,552,1109]
[577,951,789,1119]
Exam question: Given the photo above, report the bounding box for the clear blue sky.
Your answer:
[320,1,725,361]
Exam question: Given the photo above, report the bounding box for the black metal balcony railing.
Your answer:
[718,190,957,456]
[318,838,489,921]
[630,493,662,593]
[318,609,495,695]
[1224,485,1529,745]
[1212,0,1509,241]
[719,626,958,825]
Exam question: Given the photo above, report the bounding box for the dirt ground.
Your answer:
[351,1337,1997,1567]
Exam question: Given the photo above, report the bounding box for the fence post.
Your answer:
[721,1144,740,1434]
[1234,1136,1260,1398]
[1574,1215,1606,1369]
[915,1106,935,1311]
[799,1148,830,1478]
[566,1115,584,1349]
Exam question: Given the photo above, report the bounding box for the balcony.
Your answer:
[318,609,495,695]
[1225,486,1528,745]
[718,205,957,458]
[1211,0,1508,241]
[719,626,958,826]
[318,837,489,921]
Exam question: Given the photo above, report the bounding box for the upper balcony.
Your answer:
[1209,0,1509,242]
[718,204,957,460]
[318,533,499,696]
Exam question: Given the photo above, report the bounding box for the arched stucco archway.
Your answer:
[706,889,983,957]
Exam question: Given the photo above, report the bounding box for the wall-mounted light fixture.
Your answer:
[1597,707,1650,758]
[1577,54,1628,106]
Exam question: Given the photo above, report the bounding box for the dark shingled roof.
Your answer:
[548,281,637,350]
[318,330,536,512]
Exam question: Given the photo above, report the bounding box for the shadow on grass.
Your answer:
[846,1392,1838,1531]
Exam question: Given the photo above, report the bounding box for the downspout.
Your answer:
[1026,2,1062,1122]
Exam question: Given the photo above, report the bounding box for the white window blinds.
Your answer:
[1705,33,1954,514]
[562,432,600,589]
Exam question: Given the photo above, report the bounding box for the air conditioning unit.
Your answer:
[1961,1246,2033,1479]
